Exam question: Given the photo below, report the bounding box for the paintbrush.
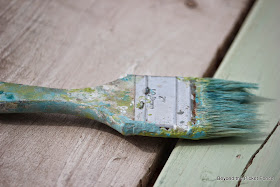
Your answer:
[0,75,261,139]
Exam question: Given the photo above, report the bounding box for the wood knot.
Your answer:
[185,0,197,9]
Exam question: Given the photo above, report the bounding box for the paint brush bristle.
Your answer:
[193,78,260,138]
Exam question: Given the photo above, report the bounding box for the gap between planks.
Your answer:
[147,0,256,185]
[154,0,280,186]
[203,0,255,77]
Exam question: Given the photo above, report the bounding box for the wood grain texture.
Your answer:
[0,0,251,186]
[155,0,280,186]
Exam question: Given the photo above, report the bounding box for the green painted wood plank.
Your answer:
[154,0,280,186]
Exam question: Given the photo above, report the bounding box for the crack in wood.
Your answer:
[237,121,280,187]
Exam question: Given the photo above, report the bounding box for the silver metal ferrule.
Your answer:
[134,75,193,131]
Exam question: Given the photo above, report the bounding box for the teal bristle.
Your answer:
[193,78,261,138]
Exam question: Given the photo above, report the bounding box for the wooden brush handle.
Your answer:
[0,82,76,114]
[0,81,132,135]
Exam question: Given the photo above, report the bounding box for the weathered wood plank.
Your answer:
[0,0,252,186]
[155,0,280,186]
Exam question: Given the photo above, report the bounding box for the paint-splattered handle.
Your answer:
[0,82,71,114]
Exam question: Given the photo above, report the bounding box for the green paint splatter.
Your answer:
[69,87,96,93]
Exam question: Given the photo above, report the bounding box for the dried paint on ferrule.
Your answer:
[134,76,194,131]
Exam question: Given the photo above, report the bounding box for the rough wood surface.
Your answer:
[0,0,251,186]
[155,0,280,186]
